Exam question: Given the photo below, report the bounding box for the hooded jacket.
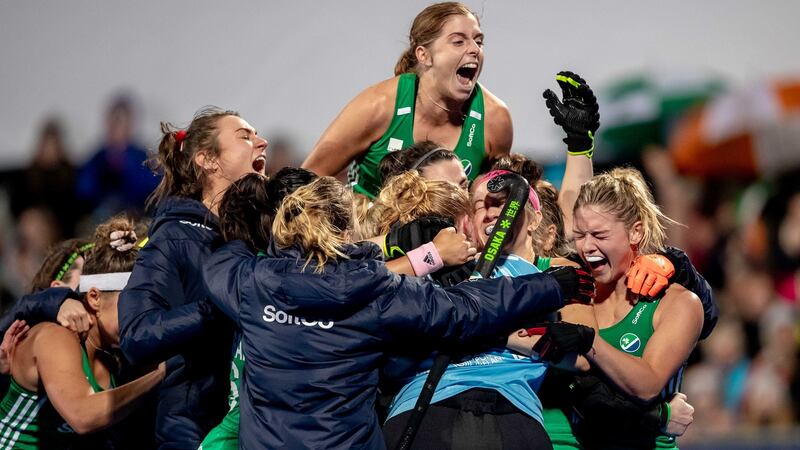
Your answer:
[118,197,234,449]
[203,240,565,450]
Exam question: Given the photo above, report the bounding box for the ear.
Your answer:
[194,151,217,173]
[527,210,543,235]
[415,45,432,68]
[542,223,558,253]
[628,220,644,247]
[84,287,102,314]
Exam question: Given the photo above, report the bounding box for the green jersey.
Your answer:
[199,339,244,450]
[598,298,682,450]
[0,346,114,449]
[348,72,487,198]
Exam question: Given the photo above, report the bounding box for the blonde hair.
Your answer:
[574,167,677,254]
[272,177,353,273]
[376,171,470,234]
[394,2,478,75]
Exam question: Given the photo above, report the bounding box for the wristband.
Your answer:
[659,401,671,431]
[407,242,444,277]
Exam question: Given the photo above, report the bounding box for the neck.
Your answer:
[416,76,465,124]
[595,273,633,306]
[83,325,110,368]
[202,183,227,216]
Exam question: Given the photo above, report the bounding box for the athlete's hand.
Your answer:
[544,266,595,305]
[542,71,600,157]
[110,230,137,252]
[627,254,675,297]
[432,227,477,266]
[57,298,94,333]
[530,322,595,363]
[665,392,694,436]
[384,216,454,259]
[0,320,30,374]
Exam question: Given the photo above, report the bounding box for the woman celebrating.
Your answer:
[533,168,704,449]
[303,2,512,197]
[204,175,588,449]
[117,107,268,448]
[0,217,164,449]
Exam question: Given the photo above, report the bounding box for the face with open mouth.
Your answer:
[423,13,484,104]
[573,205,639,286]
[213,115,269,182]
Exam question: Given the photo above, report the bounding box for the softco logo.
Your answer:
[466,123,477,147]
[262,305,334,329]
[619,332,641,353]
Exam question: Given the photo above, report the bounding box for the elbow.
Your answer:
[630,385,662,403]
[65,414,106,435]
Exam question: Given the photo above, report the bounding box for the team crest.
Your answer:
[461,159,473,176]
[619,332,641,353]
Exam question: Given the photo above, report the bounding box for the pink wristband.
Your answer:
[407,242,444,277]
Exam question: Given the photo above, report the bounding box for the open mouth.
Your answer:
[456,63,478,87]
[585,255,608,270]
[252,155,266,173]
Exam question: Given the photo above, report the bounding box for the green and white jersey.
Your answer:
[348,72,487,198]
[599,297,682,450]
[0,347,113,449]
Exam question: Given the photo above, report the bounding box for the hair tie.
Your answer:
[174,130,188,152]
[411,147,449,170]
[54,242,96,282]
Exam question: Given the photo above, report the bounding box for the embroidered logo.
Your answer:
[423,252,435,266]
[619,332,641,353]
[461,159,473,176]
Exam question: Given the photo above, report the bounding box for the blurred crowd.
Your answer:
[0,78,798,447]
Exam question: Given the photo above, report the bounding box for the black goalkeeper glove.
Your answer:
[383,216,454,259]
[544,266,595,305]
[531,322,595,364]
[543,71,600,157]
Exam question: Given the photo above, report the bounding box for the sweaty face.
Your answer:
[424,14,484,103]
[572,205,638,286]
[212,116,269,182]
[420,158,468,189]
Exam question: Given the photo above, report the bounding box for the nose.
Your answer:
[256,136,269,152]
[468,39,481,55]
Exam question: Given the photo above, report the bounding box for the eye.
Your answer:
[452,39,464,46]
[475,39,484,47]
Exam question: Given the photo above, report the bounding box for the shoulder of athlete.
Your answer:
[13,323,79,390]
[480,85,513,158]
[653,283,703,331]
[348,76,400,132]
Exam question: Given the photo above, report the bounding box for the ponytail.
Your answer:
[147,106,238,209]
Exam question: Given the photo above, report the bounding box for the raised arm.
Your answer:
[542,71,600,238]
[118,241,214,366]
[34,325,164,434]
[302,81,394,176]
[586,285,703,401]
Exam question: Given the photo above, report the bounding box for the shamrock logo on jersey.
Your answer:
[619,332,641,353]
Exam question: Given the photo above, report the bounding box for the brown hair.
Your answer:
[147,106,239,209]
[532,180,570,257]
[29,238,93,292]
[378,140,457,186]
[376,170,470,234]
[394,2,478,75]
[82,216,140,276]
[574,167,678,254]
[218,173,272,252]
[272,177,354,273]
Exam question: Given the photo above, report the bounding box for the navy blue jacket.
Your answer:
[0,287,75,334]
[203,240,565,450]
[118,197,234,449]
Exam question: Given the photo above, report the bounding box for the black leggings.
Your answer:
[383,388,553,450]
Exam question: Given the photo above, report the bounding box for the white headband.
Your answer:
[79,272,132,293]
